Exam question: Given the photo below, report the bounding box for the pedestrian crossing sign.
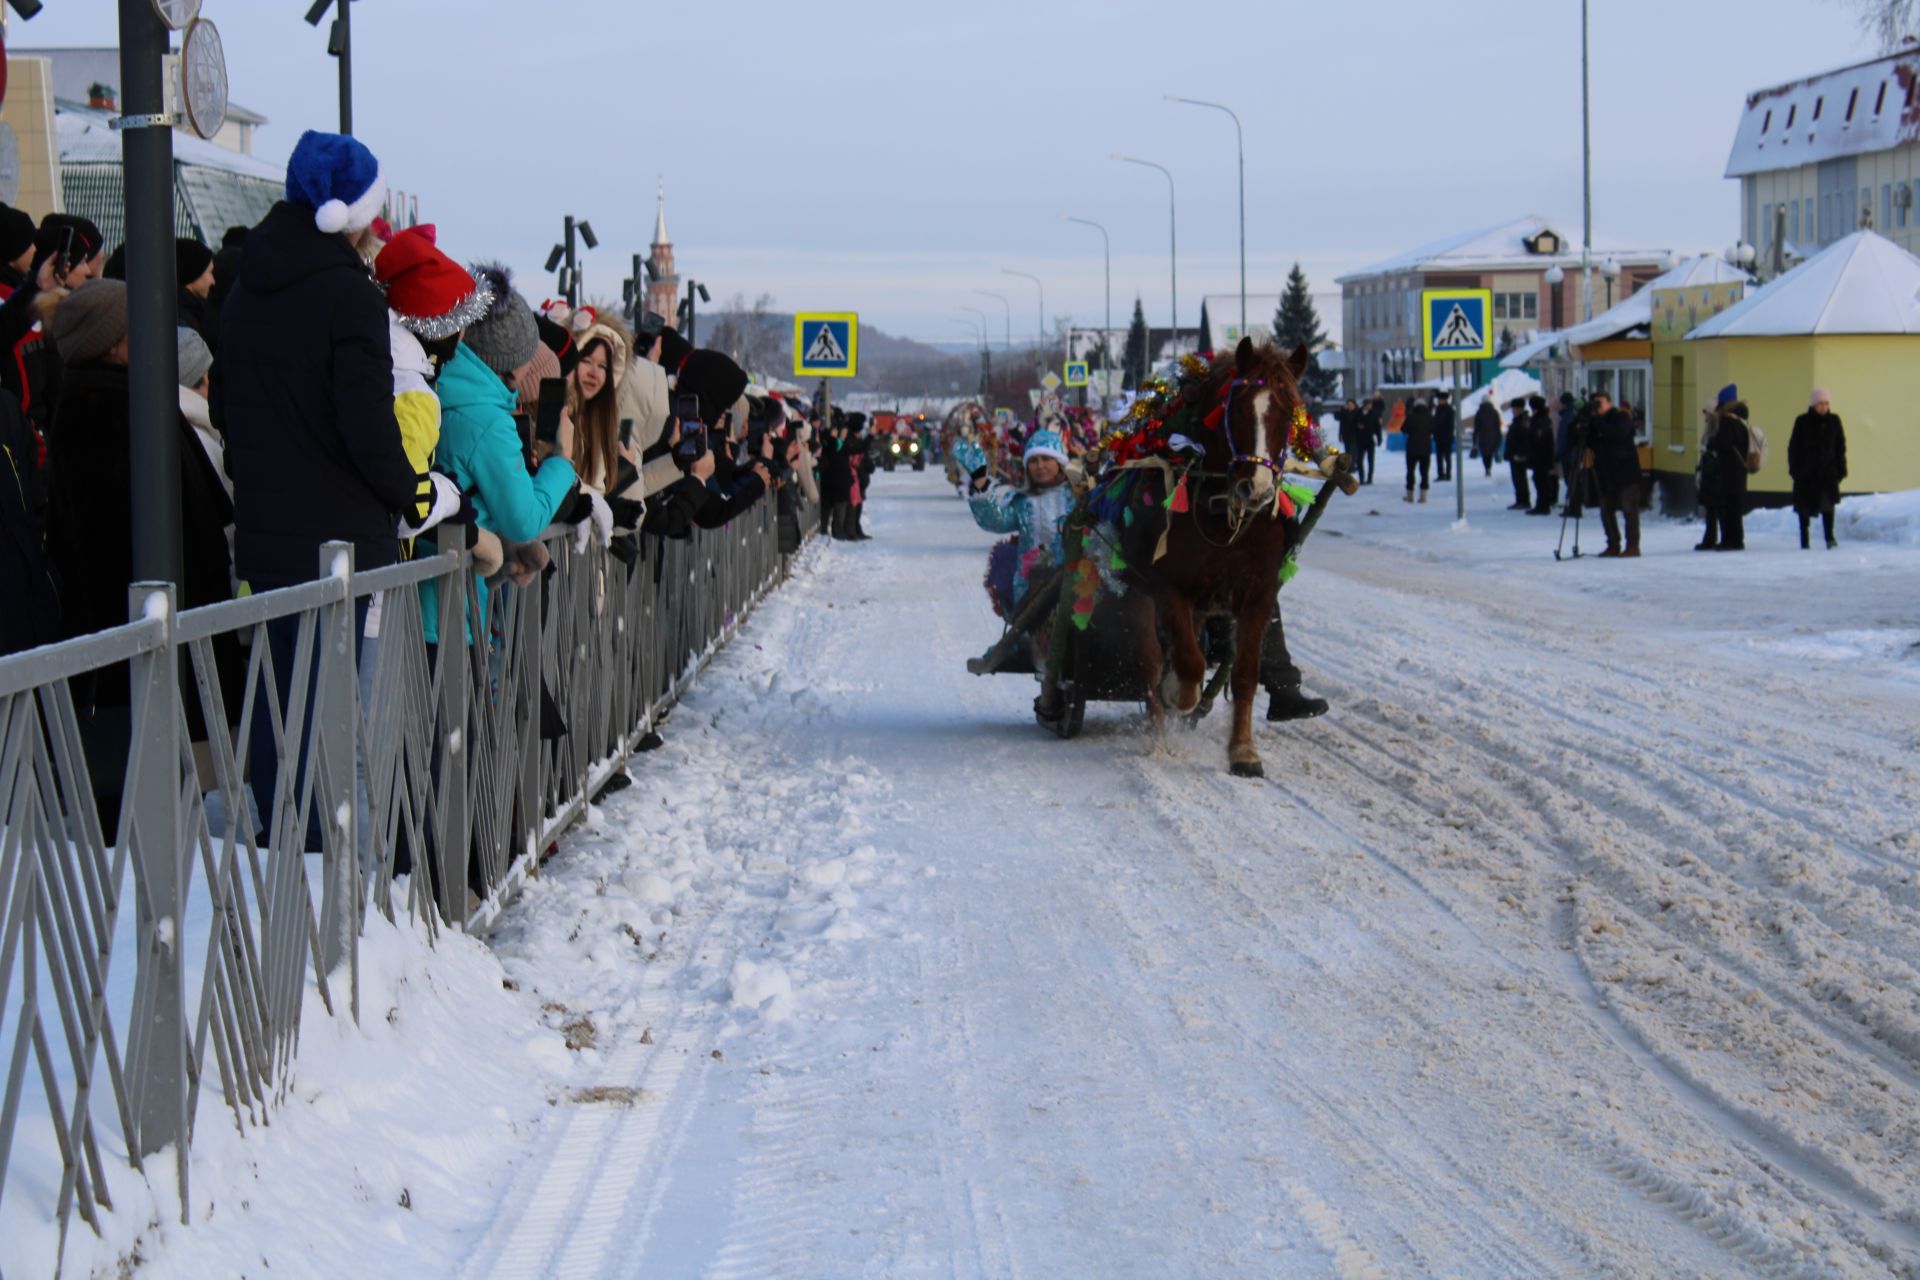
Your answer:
[1421,289,1493,361]
[1063,360,1089,387]
[793,312,859,377]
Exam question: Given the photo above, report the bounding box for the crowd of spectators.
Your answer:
[0,130,838,830]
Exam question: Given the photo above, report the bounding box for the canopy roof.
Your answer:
[1688,231,1920,338]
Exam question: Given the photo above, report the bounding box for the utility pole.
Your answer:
[118,0,181,588]
[1115,155,1178,354]
[1166,96,1244,339]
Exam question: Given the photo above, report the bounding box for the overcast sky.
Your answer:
[12,1,1876,345]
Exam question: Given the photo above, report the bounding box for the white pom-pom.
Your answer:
[315,199,350,234]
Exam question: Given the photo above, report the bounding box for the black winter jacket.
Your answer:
[1402,403,1433,456]
[1528,410,1557,471]
[1713,411,1751,502]
[1788,411,1847,509]
[1432,403,1456,444]
[212,202,416,586]
[1474,402,1503,453]
[1589,408,1641,492]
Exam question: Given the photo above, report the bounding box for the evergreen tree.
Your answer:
[1122,297,1149,391]
[1273,263,1337,401]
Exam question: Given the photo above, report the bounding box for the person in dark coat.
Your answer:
[1432,389,1455,481]
[1473,396,1502,477]
[1789,389,1847,549]
[211,130,415,840]
[1709,397,1752,551]
[1355,397,1381,484]
[43,281,237,825]
[0,204,37,295]
[1401,398,1433,503]
[1336,398,1360,461]
[1504,398,1532,509]
[1588,392,1642,557]
[1692,384,1738,549]
[1527,395,1558,514]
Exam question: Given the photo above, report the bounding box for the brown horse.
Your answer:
[1120,338,1346,777]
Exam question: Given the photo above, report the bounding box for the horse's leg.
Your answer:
[1125,589,1166,730]
[1158,593,1207,715]
[1228,596,1272,778]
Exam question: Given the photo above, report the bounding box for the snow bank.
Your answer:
[1747,486,1920,548]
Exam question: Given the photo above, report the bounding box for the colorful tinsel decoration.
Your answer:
[1068,555,1101,631]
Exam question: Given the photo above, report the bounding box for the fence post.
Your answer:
[313,542,358,1011]
[123,581,186,1186]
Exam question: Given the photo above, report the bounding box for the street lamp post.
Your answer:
[1581,0,1593,323]
[973,289,1012,350]
[952,315,989,397]
[1166,95,1244,340]
[1114,154,1178,354]
[1062,215,1111,391]
[1002,269,1045,362]
[303,0,354,135]
[544,215,598,309]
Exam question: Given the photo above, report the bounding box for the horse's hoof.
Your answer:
[1229,760,1265,779]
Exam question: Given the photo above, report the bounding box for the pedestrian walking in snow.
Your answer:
[1789,389,1847,550]
[1402,398,1433,503]
[1589,392,1642,558]
[1432,390,1455,481]
[1473,396,1502,478]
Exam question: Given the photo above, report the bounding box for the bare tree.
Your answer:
[1833,0,1918,49]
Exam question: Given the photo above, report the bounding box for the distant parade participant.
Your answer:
[1708,389,1752,552]
[1355,396,1382,484]
[1789,388,1847,549]
[1432,389,1455,481]
[1526,395,1558,515]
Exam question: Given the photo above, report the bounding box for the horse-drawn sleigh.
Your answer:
[966,339,1357,778]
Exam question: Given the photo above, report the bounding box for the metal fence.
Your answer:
[0,498,808,1274]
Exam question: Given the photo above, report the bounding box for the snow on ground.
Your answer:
[91,463,1920,1279]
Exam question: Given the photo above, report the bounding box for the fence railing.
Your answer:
[0,496,809,1274]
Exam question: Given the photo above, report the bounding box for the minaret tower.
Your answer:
[646,182,679,323]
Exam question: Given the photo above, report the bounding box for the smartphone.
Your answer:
[534,378,567,445]
[675,424,708,461]
[619,417,634,446]
[673,392,702,428]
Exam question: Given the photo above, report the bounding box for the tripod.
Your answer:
[1554,446,1593,562]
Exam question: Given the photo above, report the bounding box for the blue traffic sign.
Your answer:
[793,312,859,377]
[1420,289,1493,361]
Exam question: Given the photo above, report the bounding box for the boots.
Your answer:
[1403,491,1413,504]
[1266,684,1330,722]
[1799,516,1811,550]
[1418,490,1428,504]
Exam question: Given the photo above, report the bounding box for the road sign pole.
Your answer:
[1454,362,1467,523]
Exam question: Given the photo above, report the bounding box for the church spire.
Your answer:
[652,181,669,248]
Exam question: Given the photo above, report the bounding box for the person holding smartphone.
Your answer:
[565,320,632,494]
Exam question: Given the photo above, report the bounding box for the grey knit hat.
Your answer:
[177,326,213,388]
[50,279,128,364]
[462,261,539,375]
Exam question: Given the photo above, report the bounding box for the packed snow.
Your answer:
[40,464,1920,1279]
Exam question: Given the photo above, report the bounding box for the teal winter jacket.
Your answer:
[421,341,576,643]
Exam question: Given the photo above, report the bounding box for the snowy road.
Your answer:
[123,466,1920,1278]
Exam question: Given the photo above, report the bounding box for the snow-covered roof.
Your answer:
[16,46,267,126]
[1337,215,1669,284]
[1461,370,1543,416]
[1724,48,1920,179]
[1499,256,1754,366]
[1688,231,1920,338]
[57,104,284,181]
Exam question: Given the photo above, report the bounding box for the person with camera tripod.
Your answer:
[1589,391,1642,558]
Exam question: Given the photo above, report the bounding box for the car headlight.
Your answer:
[890,442,901,453]
[910,442,920,453]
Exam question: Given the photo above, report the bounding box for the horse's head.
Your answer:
[1219,337,1310,518]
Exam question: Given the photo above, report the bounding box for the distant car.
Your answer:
[881,433,925,471]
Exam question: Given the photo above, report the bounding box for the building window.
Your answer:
[1791,200,1800,243]
[1761,202,1773,248]
[1884,183,1893,230]
[1813,96,1824,121]
[1493,292,1538,322]
[1786,104,1797,128]
[1875,82,1888,115]
[1845,88,1858,122]
[1806,197,1814,241]
[1761,109,1772,133]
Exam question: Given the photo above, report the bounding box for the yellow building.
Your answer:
[1652,231,1920,511]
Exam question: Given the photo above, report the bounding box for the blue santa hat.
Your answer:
[1023,429,1067,465]
[1715,383,1738,407]
[284,130,386,235]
